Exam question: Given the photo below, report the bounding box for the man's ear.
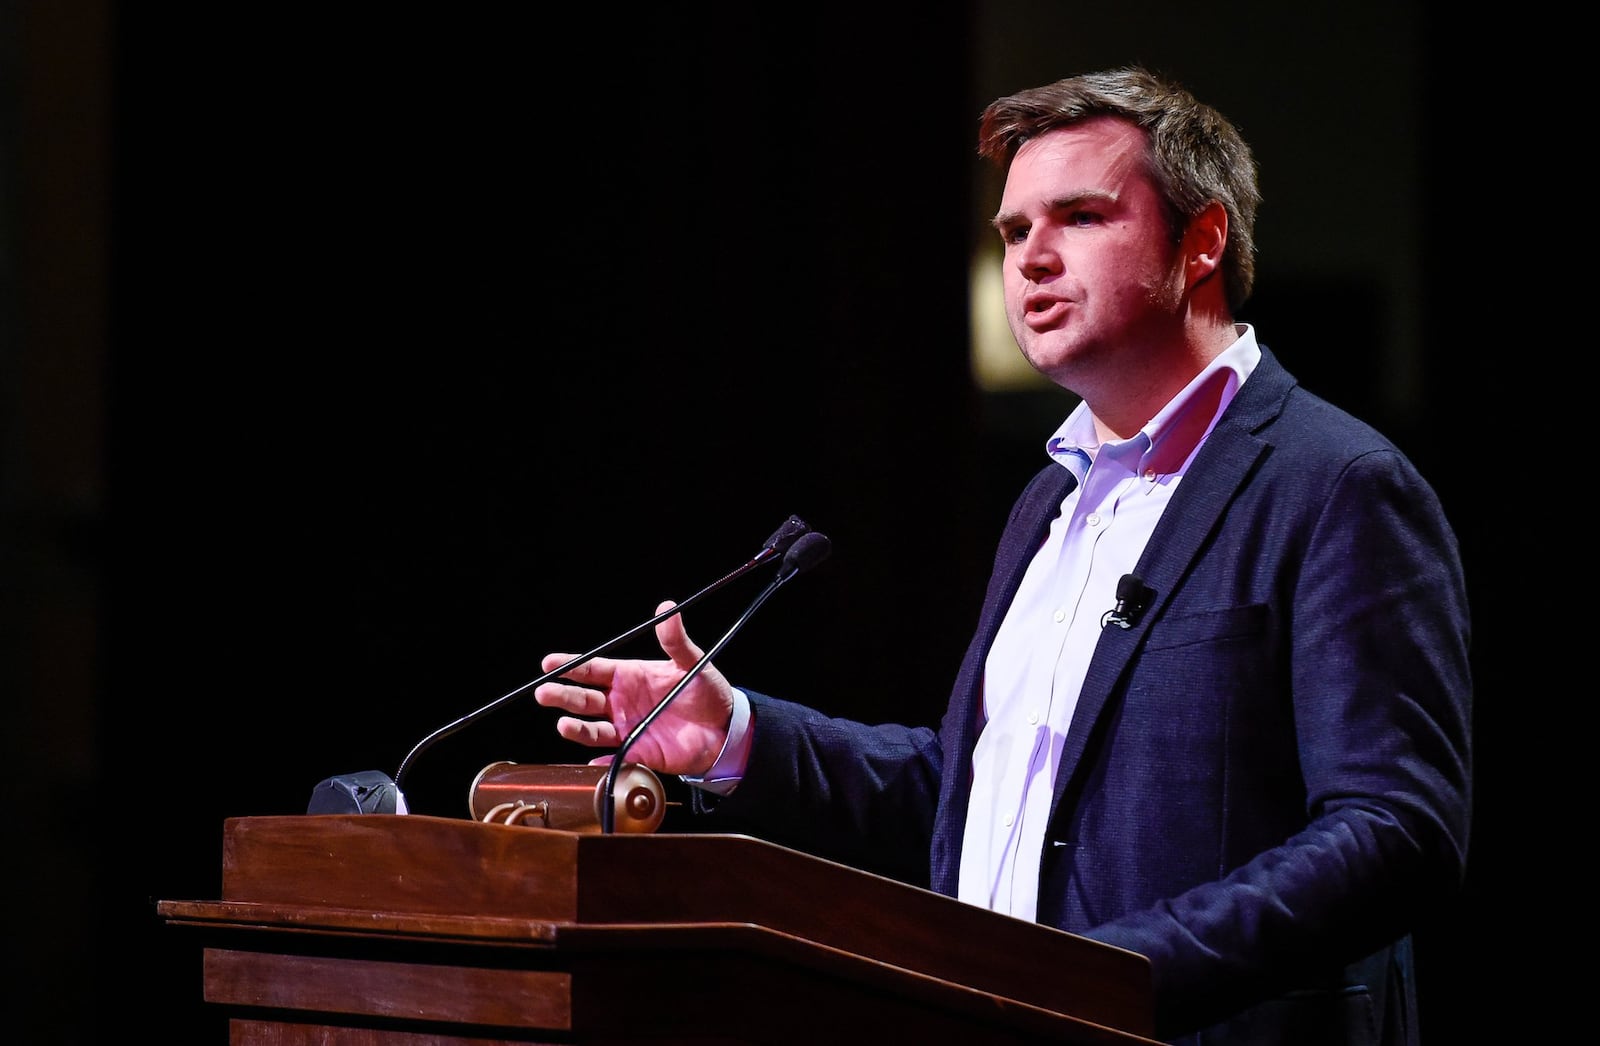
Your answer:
[1184,200,1228,287]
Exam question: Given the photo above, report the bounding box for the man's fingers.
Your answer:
[535,680,606,717]
[556,716,618,748]
[540,654,617,687]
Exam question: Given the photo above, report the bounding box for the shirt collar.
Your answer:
[1045,324,1262,481]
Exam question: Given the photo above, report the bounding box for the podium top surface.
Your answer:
[167,813,1154,1039]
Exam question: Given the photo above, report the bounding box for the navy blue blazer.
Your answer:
[697,347,1472,1045]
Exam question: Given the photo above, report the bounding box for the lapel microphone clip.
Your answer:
[1101,573,1153,630]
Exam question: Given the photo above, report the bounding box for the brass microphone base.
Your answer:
[468,761,666,834]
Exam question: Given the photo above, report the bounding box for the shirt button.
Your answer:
[1086,513,1101,527]
[1053,608,1065,623]
[1003,814,1014,827]
[1026,711,1039,725]
[1144,468,1157,482]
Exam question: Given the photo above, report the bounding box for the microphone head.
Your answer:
[762,515,811,556]
[779,531,832,580]
[1115,573,1147,602]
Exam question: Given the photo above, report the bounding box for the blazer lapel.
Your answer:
[1046,350,1296,824]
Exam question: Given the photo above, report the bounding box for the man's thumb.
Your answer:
[653,600,706,668]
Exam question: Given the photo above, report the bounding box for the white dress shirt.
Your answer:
[957,328,1260,920]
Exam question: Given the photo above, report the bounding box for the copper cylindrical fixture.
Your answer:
[468,761,666,834]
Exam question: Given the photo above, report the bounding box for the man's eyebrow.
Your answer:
[990,208,1025,232]
[991,190,1119,231]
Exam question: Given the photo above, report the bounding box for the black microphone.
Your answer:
[308,515,813,813]
[1100,573,1154,630]
[600,530,833,833]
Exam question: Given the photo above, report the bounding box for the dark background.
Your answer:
[1,2,1534,1042]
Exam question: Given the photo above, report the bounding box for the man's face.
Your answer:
[992,116,1187,394]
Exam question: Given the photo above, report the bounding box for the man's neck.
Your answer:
[1086,320,1239,442]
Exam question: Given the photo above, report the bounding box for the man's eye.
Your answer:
[1068,211,1101,227]
[1001,227,1029,245]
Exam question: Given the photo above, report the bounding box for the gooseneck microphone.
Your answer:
[600,530,833,833]
[389,515,812,795]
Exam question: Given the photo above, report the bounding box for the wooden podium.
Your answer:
[157,814,1161,1044]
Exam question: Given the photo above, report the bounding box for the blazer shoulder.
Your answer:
[1239,346,1413,462]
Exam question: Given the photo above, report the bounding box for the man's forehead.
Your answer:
[1010,116,1146,172]
[1000,118,1149,209]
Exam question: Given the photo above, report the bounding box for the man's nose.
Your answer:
[1016,230,1061,277]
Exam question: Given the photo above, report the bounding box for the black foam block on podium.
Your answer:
[307,770,401,814]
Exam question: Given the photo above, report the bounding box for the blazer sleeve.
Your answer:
[690,692,944,887]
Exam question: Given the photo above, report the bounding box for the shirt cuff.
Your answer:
[680,688,752,796]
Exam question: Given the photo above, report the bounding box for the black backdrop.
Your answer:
[0,3,1530,1042]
